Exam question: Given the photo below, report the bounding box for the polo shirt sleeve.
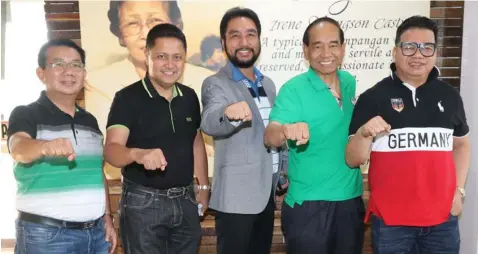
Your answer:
[7,106,37,149]
[452,95,469,137]
[106,91,134,131]
[269,84,301,124]
[349,91,378,136]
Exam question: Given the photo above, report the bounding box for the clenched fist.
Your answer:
[359,116,391,138]
[283,122,309,146]
[225,101,252,121]
[41,138,76,161]
[132,148,168,171]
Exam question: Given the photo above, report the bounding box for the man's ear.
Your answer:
[303,44,309,61]
[392,47,397,62]
[36,67,46,84]
[144,49,150,69]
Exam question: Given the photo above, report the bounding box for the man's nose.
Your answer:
[165,58,175,68]
[238,35,249,47]
[320,46,332,57]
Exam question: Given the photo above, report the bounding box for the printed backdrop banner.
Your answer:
[79,0,430,178]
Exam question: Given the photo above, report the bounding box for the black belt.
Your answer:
[157,186,191,198]
[18,211,102,229]
[124,179,192,198]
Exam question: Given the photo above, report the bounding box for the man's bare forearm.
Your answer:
[453,139,470,188]
[264,122,286,147]
[10,135,46,164]
[194,132,209,185]
[345,134,373,168]
[104,143,136,168]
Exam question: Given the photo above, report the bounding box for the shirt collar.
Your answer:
[142,73,183,99]
[389,62,440,84]
[305,67,352,92]
[36,90,84,115]
[229,62,264,83]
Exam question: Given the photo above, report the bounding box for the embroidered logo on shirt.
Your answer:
[438,101,444,112]
[391,98,404,112]
[186,117,192,122]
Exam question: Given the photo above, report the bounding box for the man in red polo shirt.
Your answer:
[346,16,470,254]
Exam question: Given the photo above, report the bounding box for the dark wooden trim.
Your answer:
[44,1,79,14]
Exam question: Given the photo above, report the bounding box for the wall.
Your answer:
[458,1,478,254]
[0,1,47,242]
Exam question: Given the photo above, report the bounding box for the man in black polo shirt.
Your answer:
[8,39,116,254]
[346,16,470,254]
[104,23,209,254]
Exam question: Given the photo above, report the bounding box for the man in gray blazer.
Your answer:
[200,7,287,254]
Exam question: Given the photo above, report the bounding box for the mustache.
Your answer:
[235,48,254,54]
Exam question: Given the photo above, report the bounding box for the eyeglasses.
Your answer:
[48,61,84,71]
[397,42,436,57]
[119,17,166,37]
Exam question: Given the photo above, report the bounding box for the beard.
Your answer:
[225,44,261,68]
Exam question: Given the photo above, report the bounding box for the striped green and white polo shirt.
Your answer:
[7,91,105,222]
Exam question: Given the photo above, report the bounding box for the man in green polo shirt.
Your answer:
[264,17,364,254]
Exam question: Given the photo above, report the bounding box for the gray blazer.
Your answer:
[201,64,287,214]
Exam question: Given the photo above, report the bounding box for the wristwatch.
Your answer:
[197,184,211,191]
[456,187,466,199]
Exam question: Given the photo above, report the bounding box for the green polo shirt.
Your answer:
[270,68,363,207]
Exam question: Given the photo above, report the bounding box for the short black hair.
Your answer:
[303,16,344,46]
[220,7,261,40]
[200,35,222,62]
[395,15,438,44]
[146,23,187,51]
[107,0,183,38]
[37,39,85,69]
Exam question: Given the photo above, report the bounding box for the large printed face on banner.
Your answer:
[115,1,180,67]
[79,0,430,177]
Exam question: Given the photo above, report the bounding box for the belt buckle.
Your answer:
[83,220,96,229]
[167,187,185,198]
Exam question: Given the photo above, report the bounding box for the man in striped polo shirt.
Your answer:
[346,16,470,254]
[8,39,116,254]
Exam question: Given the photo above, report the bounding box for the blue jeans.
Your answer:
[14,218,110,254]
[372,214,460,254]
[119,180,202,254]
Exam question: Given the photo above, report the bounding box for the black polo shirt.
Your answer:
[349,63,469,227]
[107,76,201,189]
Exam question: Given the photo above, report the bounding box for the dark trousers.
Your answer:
[215,192,275,254]
[119,180,202,254]
[281,196,365,254]
[372,214,460,254]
